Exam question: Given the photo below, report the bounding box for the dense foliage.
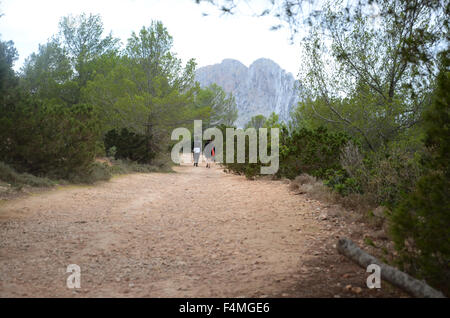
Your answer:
[390,51,450,292]
[278,126,350,180]
[211,0,449,293]
[104,128,153,163]
[0,14,237,182]
[0,32,100,179]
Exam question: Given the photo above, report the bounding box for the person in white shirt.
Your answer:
[193,140,201,167]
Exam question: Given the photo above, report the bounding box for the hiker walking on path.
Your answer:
[204,139,215,168]
[193,139,201,167]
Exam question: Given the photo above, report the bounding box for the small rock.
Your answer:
[373,206,385,218]
[345,284,352,291]
[351,287,363,294]
[374,230,388,240]
[281,293,289,297]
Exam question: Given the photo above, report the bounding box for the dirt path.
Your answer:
[0,164,404,297]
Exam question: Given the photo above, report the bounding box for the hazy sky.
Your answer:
[0,0,303,75]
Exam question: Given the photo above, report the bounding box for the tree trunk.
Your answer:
[337,238,445,298]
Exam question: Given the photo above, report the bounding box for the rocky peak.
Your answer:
[195,58,300,127]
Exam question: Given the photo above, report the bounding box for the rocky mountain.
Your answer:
[195,58,301,127]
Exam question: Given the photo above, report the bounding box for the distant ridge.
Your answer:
[195,58,301,127]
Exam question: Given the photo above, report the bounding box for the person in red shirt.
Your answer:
[204,139,215,168]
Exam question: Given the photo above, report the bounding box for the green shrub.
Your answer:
[340,141,424,206]
[278,126,351,180]
[390,172,450,292]
[322,168,361,196]
[222,125,351,180]
[67,162,112,184]
[390,50,450,294]
[220,126,274,179]
[0,101,100,179]
[0,161,54,187]
[107,146,117,158]
[104,128,154,163]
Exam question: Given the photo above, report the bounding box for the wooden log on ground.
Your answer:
[337,238,445,298]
